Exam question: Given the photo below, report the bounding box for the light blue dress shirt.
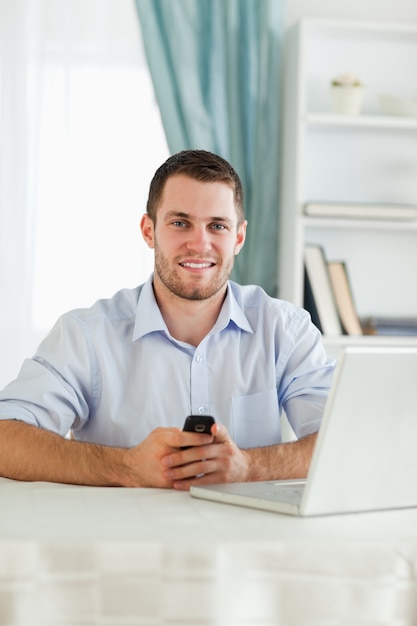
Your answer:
[0,276,334,449]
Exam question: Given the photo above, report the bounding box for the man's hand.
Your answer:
[122,426,216,488]
[160,424,318,491]
[161,423,251,490]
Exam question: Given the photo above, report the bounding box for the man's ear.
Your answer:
[140,213,155,249]
[234,220,247,255]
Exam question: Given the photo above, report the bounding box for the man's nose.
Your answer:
[185,227,212,252]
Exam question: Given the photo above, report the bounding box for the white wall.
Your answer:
[284,0,417,29]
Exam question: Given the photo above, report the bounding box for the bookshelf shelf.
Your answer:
[323,335,417,360]
[303,216,417,232]
[305,113,417,130]
[278,18,417,352]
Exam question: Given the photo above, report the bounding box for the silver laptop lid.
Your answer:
[301,345,417,515]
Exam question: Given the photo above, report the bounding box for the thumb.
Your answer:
[212,422,231,444]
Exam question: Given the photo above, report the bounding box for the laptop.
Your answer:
[190,346,417,516]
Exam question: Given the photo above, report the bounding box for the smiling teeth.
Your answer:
[181,262,212,268]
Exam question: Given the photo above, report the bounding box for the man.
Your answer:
[0,150,334,489]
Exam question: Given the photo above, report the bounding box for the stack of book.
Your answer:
[303,243,417,337]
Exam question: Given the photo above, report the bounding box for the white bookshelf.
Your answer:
[278,18,417,352]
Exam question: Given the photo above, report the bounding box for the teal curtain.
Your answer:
[134,0,283,295]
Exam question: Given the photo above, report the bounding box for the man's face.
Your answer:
[141,174,246,302]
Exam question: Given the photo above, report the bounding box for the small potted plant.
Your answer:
[330,72,364,115]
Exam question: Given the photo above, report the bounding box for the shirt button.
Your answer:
[198,406,206,414]
[196,354,203,363]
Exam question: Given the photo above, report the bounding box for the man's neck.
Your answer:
[152,278,227,346]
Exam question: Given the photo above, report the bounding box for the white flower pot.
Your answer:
[330,86,364,115]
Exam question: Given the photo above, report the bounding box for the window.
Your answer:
[31,1,169,331]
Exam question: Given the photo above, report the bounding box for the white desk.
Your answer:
[1,477,417,625]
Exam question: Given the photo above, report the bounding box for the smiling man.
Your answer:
[0,150,334,488]
[141,171,246,346]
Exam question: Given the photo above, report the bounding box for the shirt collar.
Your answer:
[132,275,253,341]
[133,275,168,340]
[215,282,253,335]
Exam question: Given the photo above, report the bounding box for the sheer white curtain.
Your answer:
[0,0,168,387]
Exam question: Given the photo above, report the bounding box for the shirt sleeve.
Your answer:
[277,309,335,439]
[0,313,97,436]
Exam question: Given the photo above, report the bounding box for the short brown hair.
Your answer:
[146,149,245,226]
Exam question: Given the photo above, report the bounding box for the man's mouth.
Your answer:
[179,262,215,269]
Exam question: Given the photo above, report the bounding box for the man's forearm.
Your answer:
[0,420,128,486]
[0,420,318,488]
[245,433,318,482]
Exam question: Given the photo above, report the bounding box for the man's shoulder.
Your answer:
[229,280,270,303]
[65,285,144,325]
[229,281,302,315]
[228,281,311,336]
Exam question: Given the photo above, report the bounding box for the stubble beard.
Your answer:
[154,246,235,301]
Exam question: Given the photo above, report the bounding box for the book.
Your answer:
[303,267,322,333]
[304,202,417,220]
[304,245,342,336]
[327,261,363,335]
[361,316,417,336]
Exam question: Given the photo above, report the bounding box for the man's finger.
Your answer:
[212,422,231,443]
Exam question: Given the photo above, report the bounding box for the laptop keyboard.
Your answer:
[264,481,306,504]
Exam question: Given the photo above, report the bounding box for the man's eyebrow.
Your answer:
[164,210,234,224]
[164,211,190,220]
[210,216,235,225]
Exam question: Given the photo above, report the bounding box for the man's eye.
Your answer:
[172,221,187,227]
[210,223,226,230]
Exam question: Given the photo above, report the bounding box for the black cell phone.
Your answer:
[182,415,215,434]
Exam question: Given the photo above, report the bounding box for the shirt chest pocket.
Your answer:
[231,389,281,449]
